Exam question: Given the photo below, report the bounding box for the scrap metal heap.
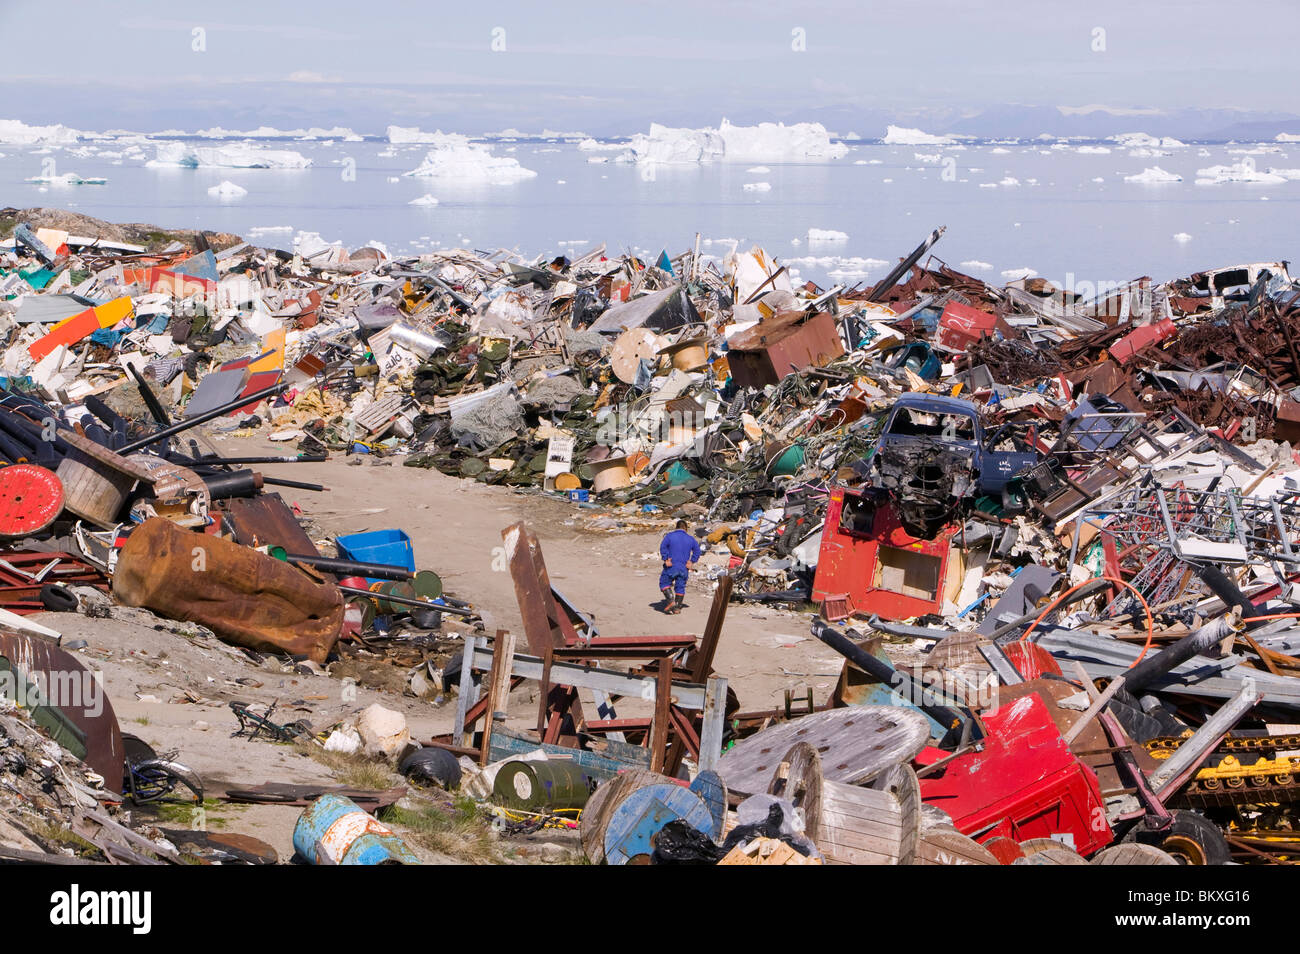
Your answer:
[4,208,1300,863]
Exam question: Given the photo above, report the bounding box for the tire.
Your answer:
[1123,811,1230,866]
[39,583,78,613]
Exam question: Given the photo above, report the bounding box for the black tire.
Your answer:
[39,583,78,613]
[1123,811,1231,865]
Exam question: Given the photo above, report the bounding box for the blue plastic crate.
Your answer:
[336,529,415,585]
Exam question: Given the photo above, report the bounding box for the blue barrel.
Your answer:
[292,794,419,865]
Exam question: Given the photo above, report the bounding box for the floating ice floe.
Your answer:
[1173,232,1193,242]
[24,171,105,185]
[746,165,771,174]
[743,182,771,192]
[1267,167,1300,180]
[960,260,993,270]
[1076,145,1111,154]
[206,180,247,198]
[247,225,293,236]
[408,194,440,206]
[913,152,941,163]
[882,125,954,145]
[1002,267,1038,280]
[806,228,849,243]
[403,133,537,183]
[146,141,312,169]
[1195,162,1288,185]
[999,176,1021,187]
[1124,166,1182,183]
[621,124,724,164]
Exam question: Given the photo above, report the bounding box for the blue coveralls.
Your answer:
[659,529,700,596]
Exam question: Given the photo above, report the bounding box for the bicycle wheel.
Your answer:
[131,759,204,805]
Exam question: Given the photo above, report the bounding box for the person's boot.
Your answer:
[668,593,684,614]
[660,587,674,611]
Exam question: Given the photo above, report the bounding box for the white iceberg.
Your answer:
[387,125,443,144]
[403,133,537,183]
[882,125,954,145]
[207,180,248,198]
[1124,166,1182,183]
[146,141,311,169]
[1173,232,1193,242]
[716,118,848,161]
[1002,267,1038,280]
[622,124,725,164]
[743,181,771,192]
[408,194,440,206]
[24,171,105,185]
[807,228,849,243]
[1194,162,1287,185]
[1076,145,1111,154]
[747,165,771,173]
[576,138,625,152]
[960,260,993,270]
[0,119,81,145]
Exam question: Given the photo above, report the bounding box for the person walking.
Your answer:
[659,519,700,614]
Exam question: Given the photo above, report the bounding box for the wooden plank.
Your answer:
[698,676,727,772]
[453,634,481,747]
[480,630,516,766]
[650,657,672,773]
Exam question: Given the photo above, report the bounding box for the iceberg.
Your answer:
[716,118,848,161]
[1002,267,1037,280]
[577,138,625,152]
[960,260,993,270]
[1124,166,1182,183]
[882,125,954,145]
[807,228,849,243]
[146,141,311,169]
[743,182,771,192]
[408,194,440,206]
[24,171,105,185]
[403,133,537,183]
[0,119,81,145]
[622,124,725,164]
[207,180,248,198]
[1195,162,1288,185]
[1173,232,1193,242]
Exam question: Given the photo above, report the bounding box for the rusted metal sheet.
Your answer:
[727,310,844,388]
[0,632,123,786]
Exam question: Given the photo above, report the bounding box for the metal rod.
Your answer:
[337,583,474,617]
[118,381,289,454]
[285,555,413,581]
[260,475,327,492]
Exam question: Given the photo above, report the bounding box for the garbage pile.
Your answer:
[6,205,1300,864]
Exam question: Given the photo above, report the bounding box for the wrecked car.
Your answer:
[871,393,1037,535]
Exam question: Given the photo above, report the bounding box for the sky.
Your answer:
[3,0,1299,136]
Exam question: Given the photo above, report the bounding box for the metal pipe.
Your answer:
[337,583,475,617]
[811,619,965,731]
[1125,613,1242,695]
[260,475,327,492]
[866,226,947,303]
[285,554,413,581]
[119,381,289,454]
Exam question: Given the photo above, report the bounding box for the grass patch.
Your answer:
[297,742,399,791]
[149,797,235,830]
[25,818,99,856]
[134,716,150,726]
[379,796,501,864]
